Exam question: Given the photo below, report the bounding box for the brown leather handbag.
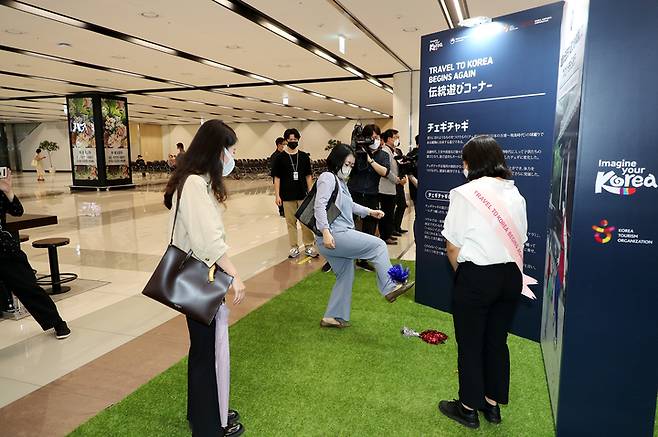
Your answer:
[142,181,233,325]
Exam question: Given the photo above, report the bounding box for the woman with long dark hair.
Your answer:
[314,144,415,328]
[164,120,246,437]
[438,135,529,429]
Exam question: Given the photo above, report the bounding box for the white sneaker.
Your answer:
[289,247,300,258]
[304,246,319,258]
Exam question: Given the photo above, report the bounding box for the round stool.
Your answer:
[32,238,78,295]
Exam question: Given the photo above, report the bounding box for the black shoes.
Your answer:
[228,409,240,426]
[479,402,502,424]
[222,422,244,437]
[392,231,403,237]
[356,260,375,272]
[321,262,332,272]
[439,400,480,429]
[54,321,71,340]
[397,228,409,234]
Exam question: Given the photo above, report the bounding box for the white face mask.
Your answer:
[222,150,235,176]
[394,139,400,147]
[463,168,469,179]
[369,138,381,150]
[338,164,352,180]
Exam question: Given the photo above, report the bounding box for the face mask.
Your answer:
[394,139,400,147]
[222,150,235,177]
[338,164,352,180]
[463,168,469,179]
[369,138,380,150]
[287,141,298,150]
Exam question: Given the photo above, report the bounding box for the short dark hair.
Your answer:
[415,134,419,145]
[275,137,285,146]
[326,143,354,174]
[362,124,380,138]
[462,135,512,181]
[381,129,397,143]
[36,148,41,153]
[283,128,300,140]
[176,142,184,150]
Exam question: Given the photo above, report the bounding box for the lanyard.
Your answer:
[288,152,299,173]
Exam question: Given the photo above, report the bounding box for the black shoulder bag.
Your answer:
[142,178,233,325]
[295,174,341,236]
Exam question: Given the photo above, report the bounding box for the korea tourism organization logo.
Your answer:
[591,219,654,246]
[429,39,443,52]
[425,190,450,202]
[595,159,657,196]
[592,219,615,244]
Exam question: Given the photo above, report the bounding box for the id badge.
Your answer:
[293,171,299,181]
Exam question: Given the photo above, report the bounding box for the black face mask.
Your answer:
[287,141,299,149]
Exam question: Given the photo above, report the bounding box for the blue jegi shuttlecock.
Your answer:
[388,264,410,284]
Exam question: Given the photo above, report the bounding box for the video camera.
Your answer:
[351,124,374,154]
[394,149,418,177]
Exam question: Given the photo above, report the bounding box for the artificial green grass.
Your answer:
[70,262,556,436]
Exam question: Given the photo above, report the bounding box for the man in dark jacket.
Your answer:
[0,170,70,339]
[270,137,286,217]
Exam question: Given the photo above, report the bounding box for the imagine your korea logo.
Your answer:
[592,219,616,244]
[429,39,443,52]
[595,159,657,195]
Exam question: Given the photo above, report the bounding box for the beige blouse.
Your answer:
[170,174,229,268]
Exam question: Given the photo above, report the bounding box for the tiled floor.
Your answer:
[0,171,416,432]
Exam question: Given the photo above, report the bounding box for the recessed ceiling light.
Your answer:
[330,98,345,104]
[309,92,326,99]
[57,42,72,48]
[111,55,127,60]
[277,64,291,68]
[4,29,26,35]
[338,35,346,54]
[139,11,159,18]
[282,96,289,105]
[285,84,304,92]
[15,63,31,68]
[402,26,419,33]
[225,44,242,50]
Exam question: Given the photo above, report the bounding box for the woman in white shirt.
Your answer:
[438,135,528,430]
[163,120,246,437]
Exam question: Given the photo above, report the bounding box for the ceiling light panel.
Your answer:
[0,6,250,87]
[11,0,349,81]
[231,0,407,74]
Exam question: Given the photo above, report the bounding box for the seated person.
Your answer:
[0,169,70,339]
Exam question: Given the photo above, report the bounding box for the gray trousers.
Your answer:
[317,229,397,321]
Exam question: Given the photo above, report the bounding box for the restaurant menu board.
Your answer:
[67,97,98,181]
[101,98,130,180]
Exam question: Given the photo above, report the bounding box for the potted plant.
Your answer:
[39,140,59,173]
[326,139,341,151]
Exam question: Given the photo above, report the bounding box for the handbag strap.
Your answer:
[327,174,339,210]
[169,175,190,245]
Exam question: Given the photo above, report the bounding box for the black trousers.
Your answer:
[350,191,379,236]
[452,262,521,409]
[378,193,396,241]
[394,184,407,232]
[187,316,223,437]
[0,251,63,330]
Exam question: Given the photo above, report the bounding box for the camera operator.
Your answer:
[379,129,407,245]
[347,124,390,270]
